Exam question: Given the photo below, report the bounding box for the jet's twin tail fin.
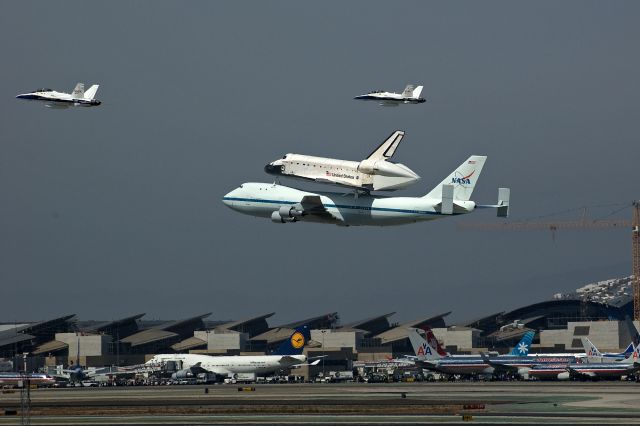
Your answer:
[400,84,423,99]
[401,84,415,98]
[424,155,487,201]
[84,85,99,100]
[72,83,84,99]
[365,130,405,161]
[274,326,311,355]
[508,331,535,356]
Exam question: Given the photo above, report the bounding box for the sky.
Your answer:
[1,1,638,325]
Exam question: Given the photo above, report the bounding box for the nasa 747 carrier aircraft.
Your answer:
[16,83,101,108]
[354,84,425,106]
[265,130,420,191]
[224,155,510,226]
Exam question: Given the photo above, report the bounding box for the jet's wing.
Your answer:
[567,366,597,379]
[278,355,306,366]
[300,195,342,222]
[479,352,519,373]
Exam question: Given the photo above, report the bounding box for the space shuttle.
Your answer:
[16,83,101,108]
[264,130,420,191]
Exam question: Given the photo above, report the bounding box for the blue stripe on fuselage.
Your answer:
[222,196,443,216]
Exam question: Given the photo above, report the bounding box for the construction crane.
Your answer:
[458,202,640,320]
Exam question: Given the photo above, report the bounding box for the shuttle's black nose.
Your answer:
[264,164,280,175]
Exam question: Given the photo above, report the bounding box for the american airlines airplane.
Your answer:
[264,130,420,191]
[144,326,316,381]
[354,84,425,106]
[0,373,55,387]
[16,83,101,108]
[407,328,578,379]
[224,155,510,226]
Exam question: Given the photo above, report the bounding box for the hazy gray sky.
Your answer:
[1,1,638,325]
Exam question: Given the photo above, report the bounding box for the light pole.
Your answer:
[321,330,327,380]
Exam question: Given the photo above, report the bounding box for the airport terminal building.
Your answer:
[1,278,637,378]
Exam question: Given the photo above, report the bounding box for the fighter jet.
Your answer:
[224,155,511,226]
[265,130,420,192]
[16,83,101,108]
[354,84,425,106]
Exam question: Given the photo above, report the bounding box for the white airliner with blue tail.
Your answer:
[223,155,510,226]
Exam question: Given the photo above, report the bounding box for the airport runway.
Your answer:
[1,382,640,424]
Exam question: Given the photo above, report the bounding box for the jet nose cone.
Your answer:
[222,187,241,209]
[264,163,281,175]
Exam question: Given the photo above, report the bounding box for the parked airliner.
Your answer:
[354,84,425,106]
[265,130,420,191]
[224,155,510,226]
[407,327,578,378]
[16,83,101,108]
[144,326,315,381]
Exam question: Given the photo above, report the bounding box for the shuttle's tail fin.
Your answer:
[412,85,424,99]
[84,85,99,100]
[274,326,311,355]
[508,331,535,356]
[407,327,448,360]
[401,84,415,98]
[71,83,84,99]
[424,155,487,201]
[581,337,602,357]
[364,130,405,161]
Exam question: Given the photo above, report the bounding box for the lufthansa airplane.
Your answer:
[224,155,510,226]
[354,84,425,106]
[144,327,317,381]
[16,83,101,108]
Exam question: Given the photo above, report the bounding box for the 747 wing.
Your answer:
[272,195,342,224]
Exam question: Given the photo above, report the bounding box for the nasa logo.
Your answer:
[290,332,305,349]
[451,170,475,186]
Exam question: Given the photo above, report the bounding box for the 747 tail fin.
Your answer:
[424,155,487,201]
[274,326,311,355]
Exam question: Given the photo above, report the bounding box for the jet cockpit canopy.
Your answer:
[34,88,53,92]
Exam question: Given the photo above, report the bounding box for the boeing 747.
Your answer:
[224,155,510,226]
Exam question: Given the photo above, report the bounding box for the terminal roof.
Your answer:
[374,312,451,344]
